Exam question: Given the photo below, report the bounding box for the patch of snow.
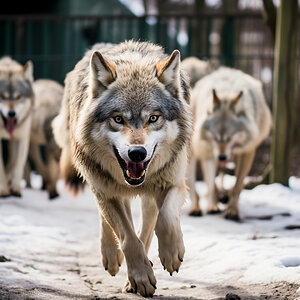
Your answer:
[0,175,300,297]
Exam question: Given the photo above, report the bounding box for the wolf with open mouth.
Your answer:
[53,40,192,297]
[0,56,34,197]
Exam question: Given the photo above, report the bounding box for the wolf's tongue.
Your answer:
[6,117,16,139]
[127,162,145,179]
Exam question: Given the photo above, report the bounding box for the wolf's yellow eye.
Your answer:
[113,116,124,124]
[149,115,159,123]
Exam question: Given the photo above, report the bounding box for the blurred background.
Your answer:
[1,0,299,179]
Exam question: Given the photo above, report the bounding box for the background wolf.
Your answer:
[27,79,63,199]
[189,67,272,220]
[181,56,213,88]
[53,40,192,297]
[0,56,34,197]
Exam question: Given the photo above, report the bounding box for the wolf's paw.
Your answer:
[102,245,124,276]
[224,206,240,221]
[189,209,202,217]
[48,189,59,200]
[157,227,185,275]
[207,204,221,215]
[10,187,21,197]
[0,187,10,198]
[126,258,156,297]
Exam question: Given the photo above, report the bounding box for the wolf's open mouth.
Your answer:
[113,146,153,186]
[1,113,17,139]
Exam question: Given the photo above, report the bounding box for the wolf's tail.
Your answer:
[52,113,85,196]
[60,147,85,196]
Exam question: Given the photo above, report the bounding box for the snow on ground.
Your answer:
[0,175,300,299]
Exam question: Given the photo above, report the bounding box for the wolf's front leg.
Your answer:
[0,141,10,197]
[10,137,30,196]
[201,157,219,214]
[123,195,159,294]
[225,150,255,221]
[96,193,156,298]
[101,215,124,276]
[155,183,185,275]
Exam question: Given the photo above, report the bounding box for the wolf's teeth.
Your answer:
[126,169,145,180]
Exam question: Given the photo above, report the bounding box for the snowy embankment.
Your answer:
[0,175,299,299]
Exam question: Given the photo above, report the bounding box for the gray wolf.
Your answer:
[28,79,63,199]
[188,67,272,220]
[53,41,192,297]
[181,56,213,88]
[0,56,34,197]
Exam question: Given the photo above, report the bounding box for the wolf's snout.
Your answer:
[8,110,16,118]
[128,146,147,162]
[218,154,227,161]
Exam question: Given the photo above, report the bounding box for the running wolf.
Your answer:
[53,41,192,297]
[189,67,272,220]
[0,56,34,197]
[28,79,63,199]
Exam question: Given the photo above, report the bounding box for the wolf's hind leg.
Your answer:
[187,156,202,216]
[155,182,185,275]
[96,193,156,297]
[225,150,255,221]
[101,215,124,276]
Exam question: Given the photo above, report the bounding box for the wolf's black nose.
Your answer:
[128,146,147,162]
[8,111,16,118]
[218,154,227,161]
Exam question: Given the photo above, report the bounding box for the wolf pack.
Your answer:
[0,40,272,297]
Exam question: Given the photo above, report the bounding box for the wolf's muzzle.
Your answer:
[113,145,155,186]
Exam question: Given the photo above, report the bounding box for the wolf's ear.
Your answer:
[212,89,221,109]
[231,91,243,108]
[23,60,33,82]
[90,51,116,89]
[156,50,181,89]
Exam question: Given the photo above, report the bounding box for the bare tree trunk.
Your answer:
[262,0,277,41]
[270,0,298,185]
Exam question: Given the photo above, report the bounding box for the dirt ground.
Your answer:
[1,260,299,300]
[1,237,299,300]
[0,275,299,300]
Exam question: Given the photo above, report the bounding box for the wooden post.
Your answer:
[270,0,298,185]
